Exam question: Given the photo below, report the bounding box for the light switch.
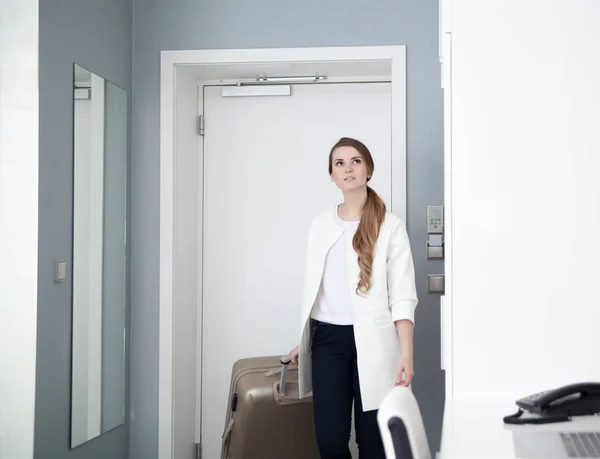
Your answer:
[427,244,444,259]
[428,274,445,293]
[54,260,67,283]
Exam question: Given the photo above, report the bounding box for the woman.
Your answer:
[289,137,418,459]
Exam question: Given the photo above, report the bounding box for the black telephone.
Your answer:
[503,382,600,425]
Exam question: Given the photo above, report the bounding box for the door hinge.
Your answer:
[198,114,205,136]
[195,442,201,459]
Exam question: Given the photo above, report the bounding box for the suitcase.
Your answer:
[220,354,320,459]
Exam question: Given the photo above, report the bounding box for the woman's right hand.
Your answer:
[289,344,299,365]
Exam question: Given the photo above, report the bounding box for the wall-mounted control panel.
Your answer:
[426,206,445,291]
[426,205,445,260]
[427,205,444,233]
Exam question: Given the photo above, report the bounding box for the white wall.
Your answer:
[449,0,600,399]
[0,1,39,458]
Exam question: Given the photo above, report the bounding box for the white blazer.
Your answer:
[298,206,418,412]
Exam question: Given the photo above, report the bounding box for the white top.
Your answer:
[310,205,359,325]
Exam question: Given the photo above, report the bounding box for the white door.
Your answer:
[201,82,395,459]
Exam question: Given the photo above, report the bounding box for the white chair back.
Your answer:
[377,386,432,459]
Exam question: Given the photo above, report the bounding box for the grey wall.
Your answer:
[35,0,133,458]
[131,0,444,457]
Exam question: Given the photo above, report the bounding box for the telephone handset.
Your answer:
[503,382,600,425]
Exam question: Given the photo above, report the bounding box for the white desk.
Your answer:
[436,397,600,459]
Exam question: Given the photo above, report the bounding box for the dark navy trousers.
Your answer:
[311,320,386,459]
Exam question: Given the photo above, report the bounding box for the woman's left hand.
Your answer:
[395,353,414,386]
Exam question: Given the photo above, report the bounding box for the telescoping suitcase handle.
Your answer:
[279,356,292,394]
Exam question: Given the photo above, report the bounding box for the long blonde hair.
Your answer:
[329,137,386,295]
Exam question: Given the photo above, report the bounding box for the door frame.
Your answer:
[159,45,407,459]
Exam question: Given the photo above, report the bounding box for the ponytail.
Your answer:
[353,186,386,295]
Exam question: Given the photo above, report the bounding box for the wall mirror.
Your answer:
[70,63,127,448]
